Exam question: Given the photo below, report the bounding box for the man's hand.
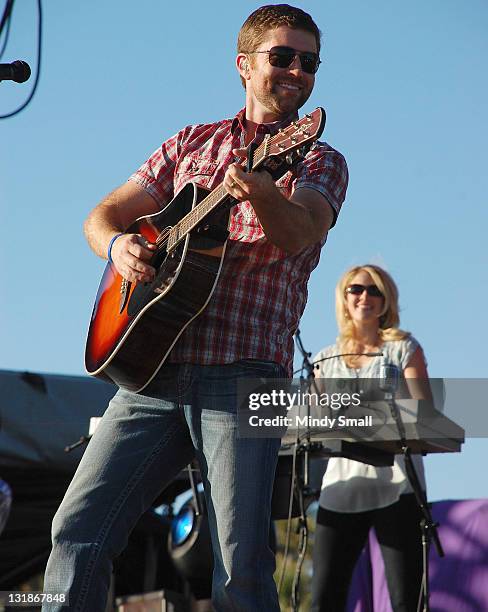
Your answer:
[110,234,157,283]
[222,147,333,254]
[224,154,277,203]
[84,181,161,279]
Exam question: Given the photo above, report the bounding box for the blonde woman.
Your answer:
[311,265,432,612]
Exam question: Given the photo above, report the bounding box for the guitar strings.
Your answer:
[160,142,267,253]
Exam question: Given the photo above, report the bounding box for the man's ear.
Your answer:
[236,54,251,80]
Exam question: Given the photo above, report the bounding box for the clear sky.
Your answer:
[1,0,487,501]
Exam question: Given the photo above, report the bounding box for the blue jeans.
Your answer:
[42,361,284,612]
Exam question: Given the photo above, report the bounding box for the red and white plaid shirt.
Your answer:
[129,108,348,375]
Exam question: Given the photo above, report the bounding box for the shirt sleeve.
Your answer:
[292,143,349,228]
[128,125,192,208]
[399,336,421,370]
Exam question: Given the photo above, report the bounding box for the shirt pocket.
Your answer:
[175,153,219,190]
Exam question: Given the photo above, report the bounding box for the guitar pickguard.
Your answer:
[127,244,184,316]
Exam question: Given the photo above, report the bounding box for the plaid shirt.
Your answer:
[129,108,348,375]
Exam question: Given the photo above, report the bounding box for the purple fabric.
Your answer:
[347,499,488,612]
[346,546,374,612]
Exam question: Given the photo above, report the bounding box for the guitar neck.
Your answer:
[166,183,228,251]
[166,138,270,252]
[165,109,325,252]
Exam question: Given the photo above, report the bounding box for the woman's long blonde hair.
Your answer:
[335,265,410,356]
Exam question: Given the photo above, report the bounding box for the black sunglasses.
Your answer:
[247,46,321,75]
[346,284,383,298]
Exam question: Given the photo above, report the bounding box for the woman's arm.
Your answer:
[403,346,433,401]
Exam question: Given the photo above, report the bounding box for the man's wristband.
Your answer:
[107,233,124,265]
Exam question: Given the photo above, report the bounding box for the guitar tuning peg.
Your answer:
[310,140,319,151]
[286,153,295,165]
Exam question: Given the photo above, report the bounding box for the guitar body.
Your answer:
[85,182,229,392]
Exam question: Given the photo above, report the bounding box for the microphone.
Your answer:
[0,60,31,83]
[379,361,399,395]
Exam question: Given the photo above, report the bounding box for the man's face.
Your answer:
[239,26,318,122]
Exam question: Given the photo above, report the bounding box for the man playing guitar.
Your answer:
[43,5,348,610]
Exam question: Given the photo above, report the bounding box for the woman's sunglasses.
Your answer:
[346,284,383,297]
[247,46,321,75]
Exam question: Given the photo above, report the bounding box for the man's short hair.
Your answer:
[237,4,321,87]
[238,4,321,55]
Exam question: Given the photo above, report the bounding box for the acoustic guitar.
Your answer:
[85,108,326,392]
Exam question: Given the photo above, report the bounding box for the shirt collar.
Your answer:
[231,107,299,137]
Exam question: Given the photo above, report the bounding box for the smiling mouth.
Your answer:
[277,81,301,91]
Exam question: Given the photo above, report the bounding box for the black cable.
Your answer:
[278,351,313,600]
[0,0,14,59]
[291,484,308,611]
[0,13,11,59]
[277,440,298,595]
[0,0,14,38]
[0,0,42,119]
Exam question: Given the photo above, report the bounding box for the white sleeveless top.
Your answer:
[315,337,427,513]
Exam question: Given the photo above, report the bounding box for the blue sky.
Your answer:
[1,0,487,501]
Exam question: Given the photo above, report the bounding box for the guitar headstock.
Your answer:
[267,107,326,158]
[252,107,326,178]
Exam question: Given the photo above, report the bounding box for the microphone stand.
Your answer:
[291,344,385,469]
[383,387,444,612]
[288,336,384,611]
[295,329,323,487]
[290,329,320,612]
